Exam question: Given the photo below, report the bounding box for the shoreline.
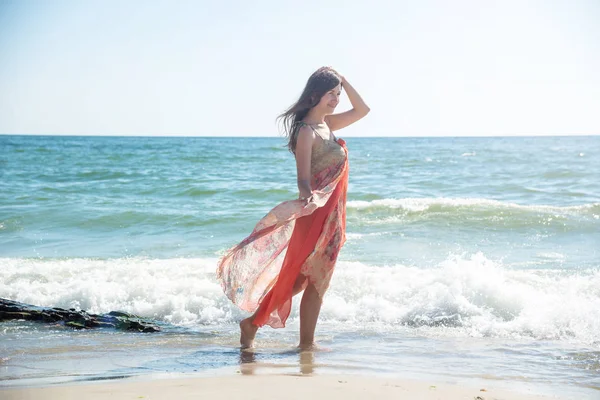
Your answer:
[0,372,561,400]
[1,328,597,398]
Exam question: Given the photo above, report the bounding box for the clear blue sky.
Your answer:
[1,0,599,136]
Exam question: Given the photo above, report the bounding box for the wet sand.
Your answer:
[1,373,559,400]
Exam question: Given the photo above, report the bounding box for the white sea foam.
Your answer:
[1,254,599,343]
[0,257,239,326]
[347,197,600,215]
[345,232,387,240]
[322,254,600,343]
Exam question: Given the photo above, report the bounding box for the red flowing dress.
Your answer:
[217,127,348,328]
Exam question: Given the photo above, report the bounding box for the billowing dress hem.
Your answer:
[216,139,348,328]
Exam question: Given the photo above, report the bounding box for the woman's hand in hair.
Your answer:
[325,75,370,131]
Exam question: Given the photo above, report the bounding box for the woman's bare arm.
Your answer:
[325,76,370,131]
[295,125,315,202]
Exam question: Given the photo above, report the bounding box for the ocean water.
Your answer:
[1,135,599,396]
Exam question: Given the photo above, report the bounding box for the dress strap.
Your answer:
[297,121,331,141]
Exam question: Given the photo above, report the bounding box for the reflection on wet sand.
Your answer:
[299,350,315,375]
[238,348,257,375]
[238,348,317,376]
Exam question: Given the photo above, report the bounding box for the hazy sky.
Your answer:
[1,0,599,137]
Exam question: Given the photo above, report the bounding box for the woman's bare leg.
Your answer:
[239,313,259,349]
[292,274,307,296]
[299,281,322,350]
[240,274,308,348]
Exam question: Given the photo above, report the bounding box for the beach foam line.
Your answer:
[345,197,600,228]
[347,197,600,215]
[2,253,599,343]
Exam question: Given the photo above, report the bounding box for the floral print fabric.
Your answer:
[217,137,349,328]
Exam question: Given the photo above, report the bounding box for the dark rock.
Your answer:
[0,298,161,332]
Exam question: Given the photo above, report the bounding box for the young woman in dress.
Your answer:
[217,66,369,349]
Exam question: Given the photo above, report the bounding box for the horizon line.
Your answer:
[1,133,599,138]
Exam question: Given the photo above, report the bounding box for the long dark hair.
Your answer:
[278,67,341,153]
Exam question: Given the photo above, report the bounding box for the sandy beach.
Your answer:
[1,373,560,400]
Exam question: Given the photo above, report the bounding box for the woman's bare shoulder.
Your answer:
[297,124,315,141]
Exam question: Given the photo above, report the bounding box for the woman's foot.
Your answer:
[297,341,317,351]
[239,318,258,349]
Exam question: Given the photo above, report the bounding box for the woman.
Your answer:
[217,66,369,349]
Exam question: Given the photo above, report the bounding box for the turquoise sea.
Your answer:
[1,135,599,397]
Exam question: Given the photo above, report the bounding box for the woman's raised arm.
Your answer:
[325,76,370,131]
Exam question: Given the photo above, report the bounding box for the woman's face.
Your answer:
[317,84,342,114]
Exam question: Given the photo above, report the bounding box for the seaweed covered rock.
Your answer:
[0,298,161,332]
